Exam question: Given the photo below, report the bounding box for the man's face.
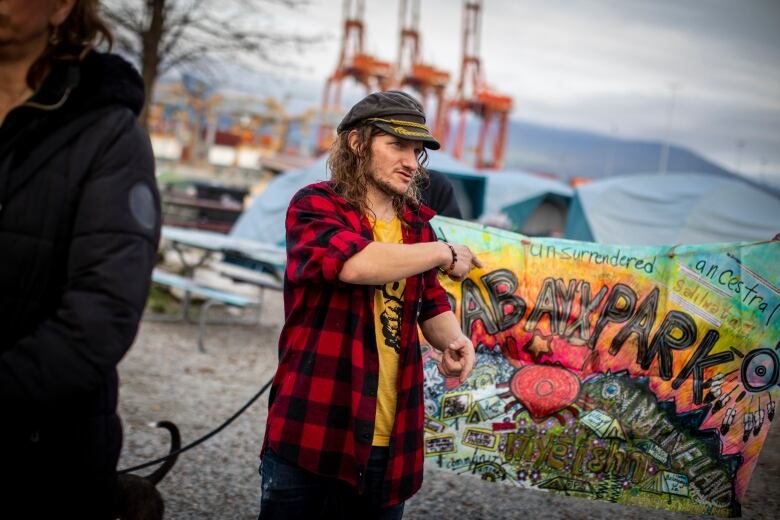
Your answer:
[367,133,423,198]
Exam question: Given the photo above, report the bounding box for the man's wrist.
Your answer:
[438,242,457,274]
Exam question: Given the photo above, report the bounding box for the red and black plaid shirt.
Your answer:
[262,181,450,506]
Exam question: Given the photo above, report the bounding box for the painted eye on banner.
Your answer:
[602,381,621,400]
[741,348,779,393]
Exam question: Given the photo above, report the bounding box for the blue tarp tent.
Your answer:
[564,173,780,245]
[425,153,486,218]
[487,171,572,232]
[230,155,328,245]
[426,154,573,231]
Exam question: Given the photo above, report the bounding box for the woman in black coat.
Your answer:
[0,1,160,517]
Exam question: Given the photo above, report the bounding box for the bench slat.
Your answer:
[152,270,255,307]
[214,262,283,291]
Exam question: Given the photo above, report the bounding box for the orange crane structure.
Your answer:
[316,0,395,153]
[395,0,450,141]
[445,0,513,169]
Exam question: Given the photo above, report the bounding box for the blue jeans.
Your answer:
[258,448,405,520]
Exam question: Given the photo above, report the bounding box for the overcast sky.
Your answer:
[223,0,780,183]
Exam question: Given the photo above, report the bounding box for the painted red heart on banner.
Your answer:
[510,365,581,419]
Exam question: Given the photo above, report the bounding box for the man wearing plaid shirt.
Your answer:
[259,91,481,519]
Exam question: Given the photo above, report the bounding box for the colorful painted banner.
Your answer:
[423,216,779,517]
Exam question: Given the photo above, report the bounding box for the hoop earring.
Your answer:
[49,27,60,46]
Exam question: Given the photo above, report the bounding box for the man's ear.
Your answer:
[347,130,359,153]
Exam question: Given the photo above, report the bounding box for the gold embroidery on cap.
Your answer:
[390,126,432,138]
[367,117,429,130]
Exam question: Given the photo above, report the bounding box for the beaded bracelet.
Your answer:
[438,242,458,274]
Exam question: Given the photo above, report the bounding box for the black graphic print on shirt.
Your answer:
[379,280,403,354]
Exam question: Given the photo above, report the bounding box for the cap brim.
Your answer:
[371,121,441,150]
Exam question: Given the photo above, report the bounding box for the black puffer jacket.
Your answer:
[0,50,160,516]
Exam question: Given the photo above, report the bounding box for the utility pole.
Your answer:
[658,81,680,175]
[735,139,745,175]
[604,125,618,177]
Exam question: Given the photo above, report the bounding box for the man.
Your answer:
[259,91,481,519]
[420,170,462,218]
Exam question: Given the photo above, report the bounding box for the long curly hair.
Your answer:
[327,125,429,221]
[27,0,114,88]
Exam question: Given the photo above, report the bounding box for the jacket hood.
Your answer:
[29,49,145,116]
[75,51,145,115]
[0,50,145,169]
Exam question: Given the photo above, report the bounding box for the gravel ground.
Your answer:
[118,290,779,519]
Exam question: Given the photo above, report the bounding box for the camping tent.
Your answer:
[230,155,329,245]
[564,173,780,245]
[426,154,572,234]
[487,170,572,235]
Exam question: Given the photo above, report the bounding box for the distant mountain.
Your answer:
[495,119,735,181]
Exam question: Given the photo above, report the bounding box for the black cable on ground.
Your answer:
[117,376,274,475]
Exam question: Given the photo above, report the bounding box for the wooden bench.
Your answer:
[149,269,260,353]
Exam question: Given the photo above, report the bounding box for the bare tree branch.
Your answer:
[102,0,324,127]
[103,5,144,34]
[101,0,325,127]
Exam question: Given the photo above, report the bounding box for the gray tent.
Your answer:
[426,153,572,235]
[230,155,328,245]
[564,173,780,245]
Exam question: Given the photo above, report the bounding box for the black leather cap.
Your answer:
[336,90,440,150]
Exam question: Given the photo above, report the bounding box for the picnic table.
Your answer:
[162,225,286,276]
[149,226,287,352]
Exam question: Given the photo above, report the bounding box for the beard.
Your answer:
[367,171,409,198]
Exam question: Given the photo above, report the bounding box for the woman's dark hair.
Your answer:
[27,0,114,88]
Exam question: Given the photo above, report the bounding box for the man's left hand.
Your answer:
[440,334,475,384]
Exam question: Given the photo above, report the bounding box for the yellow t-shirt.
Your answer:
[370,217,405,446]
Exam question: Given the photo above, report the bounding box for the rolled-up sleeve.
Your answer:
[418,222,452,321]
[285,187,372,284]
[419,267,452,322]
